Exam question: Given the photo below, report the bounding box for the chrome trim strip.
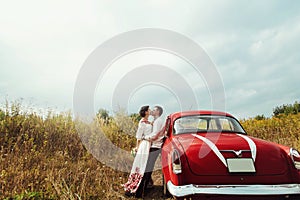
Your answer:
[237,134,257,161]
[192,134,227,167]
[167,181,300,197]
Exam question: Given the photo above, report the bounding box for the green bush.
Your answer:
[273,101,300,116]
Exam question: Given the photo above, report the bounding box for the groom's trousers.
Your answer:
[135,147,161,197]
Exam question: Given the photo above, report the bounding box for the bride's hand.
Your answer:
[131,147,137,157]
[142,135,151,142]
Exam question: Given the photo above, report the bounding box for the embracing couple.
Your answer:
[123,105,165,198]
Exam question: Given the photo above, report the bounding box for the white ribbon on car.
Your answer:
[192,134,257,167]
[192,134,227,167]
[237,134,257,161]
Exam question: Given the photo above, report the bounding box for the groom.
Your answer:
[135,105,165,198]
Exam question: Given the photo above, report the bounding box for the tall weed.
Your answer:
[1,102,300,199]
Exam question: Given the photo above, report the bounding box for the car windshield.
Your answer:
[173,115,246,135]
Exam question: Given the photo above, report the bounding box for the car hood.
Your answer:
[176,133,289,176]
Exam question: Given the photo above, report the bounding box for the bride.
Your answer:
[122,105,152,197]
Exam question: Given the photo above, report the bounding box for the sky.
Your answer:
[1,0,300,119]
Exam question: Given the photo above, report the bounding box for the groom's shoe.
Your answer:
[135,184,145,198]
[135,191,144,199]
[124,191,133,197]
[135,194,143,198]
[147,178,154,189]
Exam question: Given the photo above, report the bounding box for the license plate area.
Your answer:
[227,158,256,173]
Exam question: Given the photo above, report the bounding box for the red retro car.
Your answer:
[161,111,300,199]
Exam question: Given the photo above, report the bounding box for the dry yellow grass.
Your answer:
[1,103,300,199]
[241,113,300,150]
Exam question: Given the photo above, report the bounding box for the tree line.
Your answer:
[96,101,300,122]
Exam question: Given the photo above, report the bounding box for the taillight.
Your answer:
[172,150,182,174]
[290,148,300,170]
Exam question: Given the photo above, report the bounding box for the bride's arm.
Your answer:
[144,119,165,141]
[135,121,145,149]
[145,127,165,141]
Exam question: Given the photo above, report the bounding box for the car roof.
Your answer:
[168,110,234,120]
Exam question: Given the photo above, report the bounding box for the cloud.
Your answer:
[190,4,300,118]
[1,0,300,118]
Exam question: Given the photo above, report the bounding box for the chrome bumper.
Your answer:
[167,181,300,197]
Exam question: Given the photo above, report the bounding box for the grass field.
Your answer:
[1,103,300,199]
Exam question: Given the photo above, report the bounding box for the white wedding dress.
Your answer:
[122,119,152,193]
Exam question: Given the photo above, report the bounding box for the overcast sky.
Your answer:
[1,0,300,119]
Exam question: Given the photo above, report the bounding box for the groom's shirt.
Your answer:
[147,116,165,148]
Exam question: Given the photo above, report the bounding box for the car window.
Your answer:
[173,115,245,135]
